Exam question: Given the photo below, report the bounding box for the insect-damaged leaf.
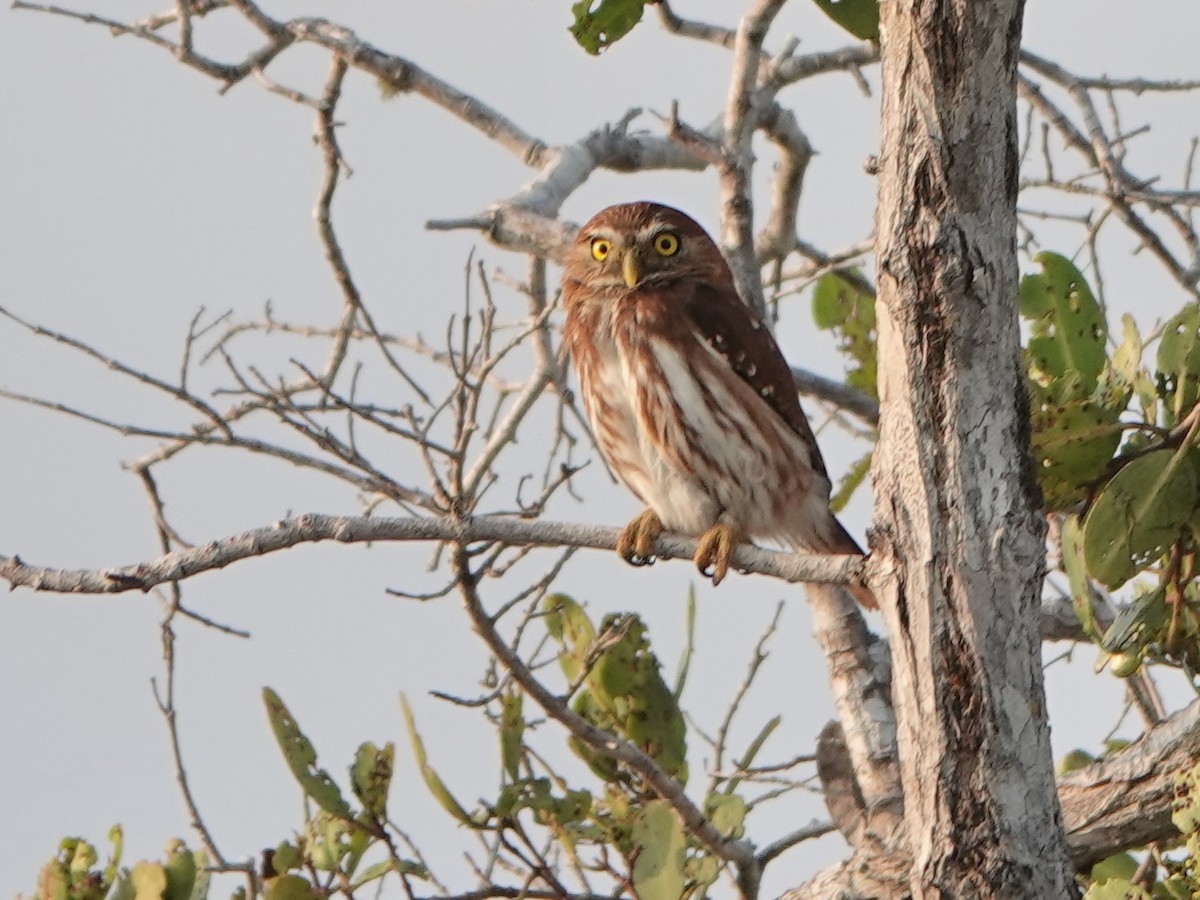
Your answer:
[262,687,353,819]
[1156,304,1200,428]
[1020,252,1106,400]
[350,741,394,821]
[569,0,645,55]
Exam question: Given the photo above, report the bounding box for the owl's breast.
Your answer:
[577,332,645,482]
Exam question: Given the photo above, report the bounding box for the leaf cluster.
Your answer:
[22,590,795,900]
[813,253,1200,682]
[1020,253,1200,680]
[22,831,209,900]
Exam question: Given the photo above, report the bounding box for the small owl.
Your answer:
[561,201,874,608]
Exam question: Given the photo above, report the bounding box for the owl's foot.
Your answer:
[694,523,746,587]
[617,509,663,566]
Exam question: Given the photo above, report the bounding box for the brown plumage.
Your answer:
[561,201,875,609]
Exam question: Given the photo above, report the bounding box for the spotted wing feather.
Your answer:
[682,283,830,483]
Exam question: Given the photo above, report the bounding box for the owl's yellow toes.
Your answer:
[617,509,663,566]
[694,523,745,586]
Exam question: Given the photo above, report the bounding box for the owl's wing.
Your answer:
[682,282,830,481]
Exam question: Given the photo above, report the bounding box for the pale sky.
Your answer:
[2,2,1198,897]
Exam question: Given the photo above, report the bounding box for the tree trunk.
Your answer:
[872,1,1077,897]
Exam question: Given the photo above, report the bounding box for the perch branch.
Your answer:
[0,512,870,595]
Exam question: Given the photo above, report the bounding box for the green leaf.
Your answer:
[262,688,353,819]
[499,690,524,783]
[1156,305,1200,428]
[684,854,722,896]
[1020,252,1106,399]
[66,839,97,878]
[1172,761,1200,835]
[399,694,477,827]
[630,801,687,900]
[1057,748,1095,776]
[622,666,688,781]
[130,862,167,900]
[544,593,596,684]
[262,875,318,900]
[1029,394,1124,511]
[104,825,124,890]
[811,271,877,399]
[597,616,687,781]
[811,0,879,41]
[36,859,69,900]
[560,609,686,782]
[705,792,747,839]
[186,850,208,900]
[108,872,134,900]
[592,614,644,701]
[349,858,428,891]
[1112,314,1144,386]
[724,716,780,796]
[1082,449,1197,588]
[831,449,873,513]
[1084,877,1152,900]
[161,840,195,900]
[270,842,301,873]
[568,693,623,783]
[350,861,394,890]
[553,788,593,824]
[1101,586,1169,655]
[569,0,645,55]
[1156,875,1196,900]
[1061,516,1101,642]
[303,811,351,872]
[1088,850,1139,884]
[350,741,394,820]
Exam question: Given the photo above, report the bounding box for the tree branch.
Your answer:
[0,513,869,595]
[1062,697,1200,868]
[450,545,759,887]
[787,698,1200,896]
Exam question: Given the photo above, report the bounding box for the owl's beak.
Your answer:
[621,248,640,288]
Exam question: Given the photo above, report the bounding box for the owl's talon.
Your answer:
[694,523,745,587]
[617,509,663,566]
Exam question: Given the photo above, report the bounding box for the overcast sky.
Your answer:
[2,2,1199,897]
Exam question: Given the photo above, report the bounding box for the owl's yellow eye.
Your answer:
[591,238,612,261]
[653,232,680,257]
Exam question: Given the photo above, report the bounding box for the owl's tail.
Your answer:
[792,514,877,610]
[844,581,878,611]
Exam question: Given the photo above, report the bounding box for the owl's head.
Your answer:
[563,202,723,292]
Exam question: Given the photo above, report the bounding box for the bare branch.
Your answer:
[755,102,814,262]
[0,512,870,595]
[792,367,879,426]
[716,0,787,317]
[310,55,360,390]
[756,820,838,868]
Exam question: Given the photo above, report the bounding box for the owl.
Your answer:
[561,202,874,608]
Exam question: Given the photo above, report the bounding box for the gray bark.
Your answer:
[1063,698,1200,869]
[872,1,1077,897]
